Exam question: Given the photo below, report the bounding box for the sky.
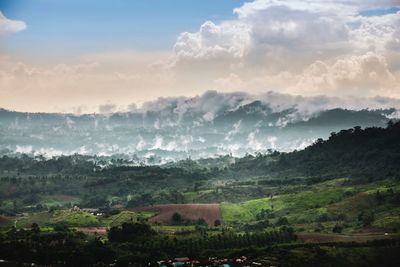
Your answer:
[0,0,400,113]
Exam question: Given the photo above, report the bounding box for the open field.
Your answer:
[15,210,100,228]
[77,225,201,236]
[77,227,108,235]
[297,232,399,243]
[4,178,399,234]
[0,215,12,226]
[100,211,136,227]
[7,209,159,230]
[221,179,400,231]
[131,203,221,225]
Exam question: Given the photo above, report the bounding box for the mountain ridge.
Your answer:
[0,102,397,161]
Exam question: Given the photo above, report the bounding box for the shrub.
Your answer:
[332,223,343,233]
[276,217,289,226]
[171,212,183,224]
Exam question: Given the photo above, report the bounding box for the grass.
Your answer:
[51,210,100,226]
[373,214,400,229]
[183,189,215,202]
[17,212,53,228]
[41,195,80,207]
[221,179,400,230]
[101,211,137,227]
[221,202,255,223]
[12,209,158,229]
[136,211,157,221]
[221,186,352,224]
[152,225,197,235]
[7,178,400,234]
[17,210,100,228]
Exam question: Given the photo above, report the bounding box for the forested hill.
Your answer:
[231,121,400,181]
[0,121,399,184]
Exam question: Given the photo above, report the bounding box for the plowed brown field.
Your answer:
[0,215,12,225]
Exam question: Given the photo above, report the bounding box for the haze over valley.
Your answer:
[1,0,400,266]
[1,91,399,162]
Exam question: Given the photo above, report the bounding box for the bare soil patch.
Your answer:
[77,227,108,235]
[0,215,12,225]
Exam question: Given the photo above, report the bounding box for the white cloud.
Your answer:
[151,135,164,150]
[0,11,26,34]
[294,52,398,96]
[129,90,400,126]
[225,120,242,141]
[169,0,400,97]
[140,90,251,123]
[174,20,251,62]
[350,11,400,54]
[247,130,264,151]
[213,73,245,91]
[172,0,354,68]
[267,136,278,149]
[136,135,146,150]
[1,0,400,112]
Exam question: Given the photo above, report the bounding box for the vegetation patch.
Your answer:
[51,210,100,227]
[131,204,221,226]
[101,211,137,227]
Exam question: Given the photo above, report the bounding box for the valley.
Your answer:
[0,122,399,266]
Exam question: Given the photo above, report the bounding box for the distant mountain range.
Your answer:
[0,91,398,162]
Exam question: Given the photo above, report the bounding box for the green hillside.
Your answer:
[229,121,400,180]
[222,178,400,232]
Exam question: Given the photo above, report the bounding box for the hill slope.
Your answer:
[230,121,400,181]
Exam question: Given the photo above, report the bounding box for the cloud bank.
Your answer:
[136,90,400,122]
[2,89,399,161]
[171,0,400,96]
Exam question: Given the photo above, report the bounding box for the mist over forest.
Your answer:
[1,91,399,163]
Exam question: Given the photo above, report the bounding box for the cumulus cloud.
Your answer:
[0,11,26,34]
[174,20,251,61]
[293,52,398,95]
[172,0,353,67]
[1,0,400,113]
[168,0,400,97]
